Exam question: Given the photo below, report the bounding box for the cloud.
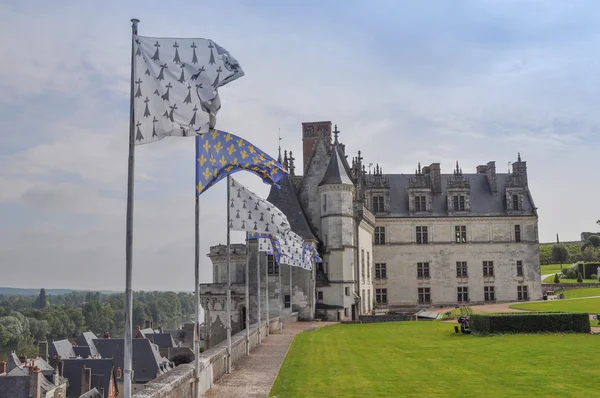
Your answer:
[1,0,599,291]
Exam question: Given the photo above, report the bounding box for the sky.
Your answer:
[1,0,599,291]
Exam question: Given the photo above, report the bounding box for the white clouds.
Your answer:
[1,1,599,291]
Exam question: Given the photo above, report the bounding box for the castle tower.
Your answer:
[317,131,357,321]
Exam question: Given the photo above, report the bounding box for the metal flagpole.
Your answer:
[312,261,316,320]
[124,18,139,398]
[278,262,282,329]
[244,235,250,356]
[256,242,261,344]
[226,175,232,373]
[194,193,201,398]
[289,264,293,314]
[265,253,269,336]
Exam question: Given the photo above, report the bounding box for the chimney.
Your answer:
[302,121,332,173]
[116,367,122,379]
[0,360,5,374]
[57,360,64,377]
[429,163,442,194]
[81,365,92,396]
[144,320,150,329]
[38,342,48,362]
[53,366,60,386]
[511,153,528,186]
[29,366,42,398]
[104,331,111,339]
[150,319,154,330]
[485,161,497,194]
[476,165,487,174]
[134,325,141,337]
[18,355,27,364]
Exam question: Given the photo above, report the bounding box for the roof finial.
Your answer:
[277,128,282,163]
[418,162,421,174]
[333,124,340,144]
[289,151,295,176]
[518,152,521,162]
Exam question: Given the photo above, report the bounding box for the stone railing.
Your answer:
[134,313,298,398]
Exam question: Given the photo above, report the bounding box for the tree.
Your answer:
[553,273,560,283]
[0,323,12,345]
[551,244,569,269]
[16,335,38,357]
[587,235,600,248]
[28,318,50,341]
[577,271,583,283]
[582,246,599,262]
[33,289,48,309]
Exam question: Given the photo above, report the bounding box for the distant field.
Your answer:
[271,322,598,397]
[559,288,600,299]
[510,298,600,314]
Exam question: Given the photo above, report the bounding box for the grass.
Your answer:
[559,287,600,299]
[510,297,600,314]
[542,275,597,283]
[540,263,565,274]
[270,322,598,398]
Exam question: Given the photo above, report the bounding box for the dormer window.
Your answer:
[415,195,427,212]
[512,194,519,210]
[453,195,465,211]
[373,195,384,213]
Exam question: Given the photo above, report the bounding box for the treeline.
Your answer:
[0,290,194,357]
[539,235,600,265]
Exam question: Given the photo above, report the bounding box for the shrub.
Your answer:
[171,351,194,366]
[587,235,600,248]
[592,274,598,281]
[470,312,591,335]
[577,272,583,283]
[561,267,577,279]
[553,274,560,283]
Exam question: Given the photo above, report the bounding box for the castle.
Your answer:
[200,121,541,347]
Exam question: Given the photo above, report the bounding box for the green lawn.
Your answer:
[270,322,598,397]
[540,264,565,274]
[510,297,600,314]
[559,287,600,299]
[542,274,597,283]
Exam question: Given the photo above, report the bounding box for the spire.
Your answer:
[283,150,289,170]
[289,151,295,176]
[518,152,522,162]
[318,144,353,186]
[333,124,340,144]
[277,128,282,163]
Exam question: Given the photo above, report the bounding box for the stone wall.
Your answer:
[358,314,416,323]
[134,313,298,398]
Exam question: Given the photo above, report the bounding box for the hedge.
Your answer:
[470,312,591,335]
[539,244,583,265]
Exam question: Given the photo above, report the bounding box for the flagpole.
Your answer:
[278,262,282,329]
[226,174,232,373]
[124,18,139,398]
[194,192,201,398]
[265,253,269,336]
[256,241,261,344]
[289,264,293,314]
[312,260,316,320]
[244,235,250,356]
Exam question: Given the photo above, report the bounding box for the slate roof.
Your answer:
[267,174,317,241]
[79,387,102,398]
[93,338,167,383]
[62,358,114,398]
[76,332,99,357]
[148,333,176,349]
[0,375,30,398]
[318,145,353,186]
[73,346,92,358]
[51,339,76,360]
[370,173,536,217]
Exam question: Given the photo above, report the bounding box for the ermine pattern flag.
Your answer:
[280,231,310,269]
[258,238,273,254]
[229,178,291,235]
[247,232,282,263]
[133,36,244,145]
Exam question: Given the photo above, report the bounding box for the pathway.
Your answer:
[203,321,336,398]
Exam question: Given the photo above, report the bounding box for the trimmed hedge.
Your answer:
[470,312,591,335]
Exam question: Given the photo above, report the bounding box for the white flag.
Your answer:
[133,35,244,145]
[258,238,273,254]
[229,178,291,235]
[279,230,308,269]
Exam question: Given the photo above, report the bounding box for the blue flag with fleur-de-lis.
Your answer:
[247,232,282,264]
[133,36,244,145]
[195,130,288,195]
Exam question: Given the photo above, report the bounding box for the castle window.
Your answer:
[322,194,327,211]
[375,263,387,278]
[344,308,349,317]
[416,226,428,244]
[456,262,468,277]
[317,291,323,300]
[453,195,466,211]
[267,254,279,275]
[415,195,427,212]
[457,287,469,302]
[374,227,386,245]
[517,285,529,301]
[367,252,370,280]
[376,288,387,304]
[417,262,430,278]
[455,225,467,243]
[512,194,519,210]
[361,250,365,281]
[484,286,495,302]
[483,261,494,277]
[514,225,521,242]
[373,195,384,213]
[284,295,290,308]
[516,260,523,276]
[345,287,350,296]
[418,287,431,303]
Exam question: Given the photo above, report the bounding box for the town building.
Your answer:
[200,121,542,346]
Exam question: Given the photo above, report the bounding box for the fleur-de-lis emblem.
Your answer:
[214,141,223,153]
[211,130,220,140]
[227,144,236,156]
[202,167,211,181]
[225,133,233,142]
[219,155,227,167]
[237,138,244,147]
[240,150,248,159]
[209,155,216,165]
[203,140,211,153]
[198,154,207,166]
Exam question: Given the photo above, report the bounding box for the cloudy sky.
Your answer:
[1,0,599,291]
